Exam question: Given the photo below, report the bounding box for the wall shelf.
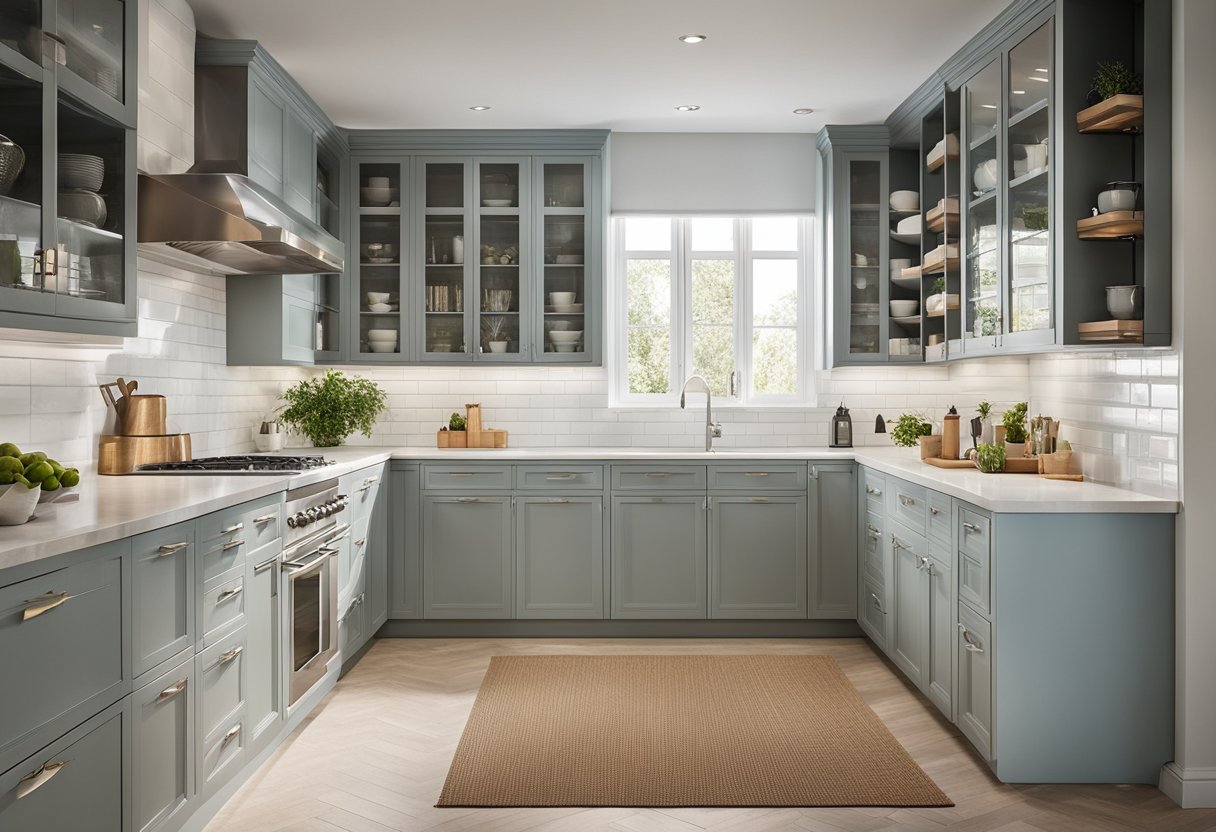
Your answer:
[1076,94,1144,134]
[1076,211,1144,240]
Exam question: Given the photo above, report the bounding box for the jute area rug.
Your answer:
[436,654,952,808]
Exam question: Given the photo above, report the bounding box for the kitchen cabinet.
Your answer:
[422,495,513,618]
[244,543,280,748]
[925,546,954,719]
[890,525,930,686]
[339,590,366,658]
[612,495,707,619]
[809,462,857,618]
[131,655,194,832]
[956,599,993,760]
[132,520,196,680]
[389,463,422,619]
[363,468,390,633]
[709,495,807,618]
[516,496,605,619]
[0,0,138,338]
[337,462,386,654]
[227,273,344,366]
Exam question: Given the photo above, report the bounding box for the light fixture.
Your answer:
[674,104,701,112]
[1034,67,1049,73]
[1029,75,1050,83]
[793,107,815,115]
[1013,89,1026,95]
[981,103,997,109]
[678,33,707,43]
[469,105,491,111]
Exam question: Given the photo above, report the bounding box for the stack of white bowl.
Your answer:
[367,328,398,353]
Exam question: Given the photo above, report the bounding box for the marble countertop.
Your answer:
[0,444,1176,574]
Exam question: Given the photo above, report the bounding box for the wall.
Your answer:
[137,0,196,174]
[610,132,817,215]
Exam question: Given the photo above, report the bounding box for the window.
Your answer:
[612,216,811,406]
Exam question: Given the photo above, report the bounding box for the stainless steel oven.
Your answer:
[281,478,349,709]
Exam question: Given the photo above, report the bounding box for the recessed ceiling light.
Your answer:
[1029,75,1050,83]
[678,34,707,44]
[793,108,815,115]
[469,105,491,111]
[981,104,997,109]
[1012,89,1026,95]
[1034,67,1049,73]
[675,104,701,112]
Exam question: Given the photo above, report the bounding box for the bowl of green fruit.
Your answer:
[0,443,81,525]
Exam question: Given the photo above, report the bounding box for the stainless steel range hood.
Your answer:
[137,173,344,276]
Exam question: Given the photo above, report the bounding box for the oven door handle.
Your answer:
[281,550,330,574]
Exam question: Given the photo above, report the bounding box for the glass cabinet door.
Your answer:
[963,59,1002,348]
[537,160,589,361]
[475,159,528,359]
[844,158,882,359]
[420,159,470,357]
[0,55,51,317]
[354,161,405,358]
[0,0,43,65]
[1005,20,1053,342]
[55,0,126,104]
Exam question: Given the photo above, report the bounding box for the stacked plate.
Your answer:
[367,328,398,353]
[59,154,106,227]
[548,330,583,353]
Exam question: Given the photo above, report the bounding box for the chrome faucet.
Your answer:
[680,375,723,452]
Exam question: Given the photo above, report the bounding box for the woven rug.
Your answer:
[436,654,952,808]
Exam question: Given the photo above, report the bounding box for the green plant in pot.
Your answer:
[976,400,994,444]
[891,412,933,449]
[1089,60,1143,105]
[1002,401,1029,457]
[278,370,387,447]
[975,442,1007,474]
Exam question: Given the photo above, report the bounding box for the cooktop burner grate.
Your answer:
[136,455,333,473]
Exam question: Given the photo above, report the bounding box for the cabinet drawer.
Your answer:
[708,464,806,491]
[199,710,246,800]
[132,521,196,680]
[516,464,604,491]
[957,601,994,761]
[958,508,991,616]
[0,545,125,761]
[862,468,886,512]
[860,575,888,650]
[131,655,194,832]
[349,467,384,522]
[612,465,706,492]
[959,508,991,560]
[198,506,249,583]
[242,498,283,551]
[862,511,885,584]
[422,464,513,492]
[888,479,928,534]
[198,627,247,740]
[0,702,124,832]
[200,571,246,647]
[927,490,951,544]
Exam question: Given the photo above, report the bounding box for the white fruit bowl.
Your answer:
[0,482,41,525]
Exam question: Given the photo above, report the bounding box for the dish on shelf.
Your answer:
[363,257,395,264]
[973,159,998,194]
[890,315,921,327]
[0,135,25,195]
[895,215,922,235]
[368,328,398,342]
[555,254,584,264]
[58,189,107,227]
[368,303,392,313]
[367,291,390,305]
[546,304,584,314]
[552,343,581,353]
[548,330,583,344]
[890,299,919,317]
[890,190,919,212]
[890,230,921,246]
[360,186,394,207]
[58,154,104,192]
[367,342,397,353]
[482,199,514,208]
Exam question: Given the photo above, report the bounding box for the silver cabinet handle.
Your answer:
[15,761,69,800]
[747,497,770,503]
[546,498,570,504]
[252,513,277,525]
[645,471,672,478]
[890,534,907,551]
[218,645,243,664]
[744,471,770,477]
[959,625,985,654]
[22,591,72,622]
[811,465,819,480]
[899,494,916,506]
[447,472,475,477]
[253,556,278,574]
[158,679,188,701]
[220,523,244,534]
[217,587,243,603]
[221,723,241,745]
[364,475,380,485]
[866,486,882,496]
[930,507,941,516]
[158,541,190,555]
[866,524,880,535]
[963,522,981,533]
[222,539,244,551]
[354,538,367,546]
[915,556,930,571]
[869,592,886,614]
[456,497,480,503]
[545,473,577,480]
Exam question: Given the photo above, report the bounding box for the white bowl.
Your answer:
[553,343,579,353]
[549,291,577,306]
[367,292,391,305]
[368,303,392,313]
[360,187,391,206]
[549,320,574,331]
[973,159,998,192]
[890,190,919,212]
[548,330,583,344]
[890,300,919,317]
[367,176,390,189]
[368,342,397,353]
[890,258,912,272]
[896,214,922,234]
[0,482,40,525]
[38,484,77,504]
[368,328,398,340]
[1098,188,1137,214]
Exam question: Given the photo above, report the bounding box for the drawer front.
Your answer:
[132,521,196,679]
[0,703,124,832]
[198,505,249,584]
[862,468,886,513]
[200,571,246,647]
[132,655,194,832]
[0,545,125,760]
[199,710,246,799]
[959,507,992,560]
[927,490,952,544]
[516,464,604,491]
[861,511,886,584]
[242,498,283,552]
[612,465,707,492]
[958,508,992,616]
[957,601,994,761]
[198,627,247,740]
[350,471,383,523]
[422,464,514,492]
[888,479,928,534]
[708,464,806,492]
[859,575,888,650]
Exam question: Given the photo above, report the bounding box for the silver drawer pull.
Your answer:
[222,539,244,551]
[219,645,243,664]
[546,498,570,504]
[22,591,72,622]
[869,592,886,614]
[747,497,770,504]
[915,556,930,571]
[545,473,577,480]
[645,472,672,478]
[890,534,908,551]
[252,513,277,525]
[364,475,380,485]
[220,523,244,534]
[354,538,367,546]
[217,587,243,603]
[456,497,480,503]
[158,679,188,701]
[959,627,985,654]
[447,472,475,477]
[866,524,880,535]
[253,556,278,574]
[962,522,981,533]
[899,494,916,506]
[356,484,372,493]
[222,723,241,745]
[866,486,882,496]
[744,472,769,477]
[157,541,190,555]
[15,761,69,800]
[930,507,941,516]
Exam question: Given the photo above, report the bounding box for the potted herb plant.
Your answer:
[278,370,387,448]
[1088,60,1143,106]
[448,411,468,448]
[481,315,509,354]
[975,442,1007,474]
[1002,401,1029,458]
[891,412,933,456]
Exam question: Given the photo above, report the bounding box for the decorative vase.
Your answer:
[1005,440,1027,458]
[979,417,993,445]
[488,340,508,353]
[452,235,464,265]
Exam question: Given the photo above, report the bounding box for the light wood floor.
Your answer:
[207,638,1215,832]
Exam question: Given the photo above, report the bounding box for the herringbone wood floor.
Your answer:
[206,638,1215,832]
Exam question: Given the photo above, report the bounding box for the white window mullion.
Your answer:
[737,218,752,405]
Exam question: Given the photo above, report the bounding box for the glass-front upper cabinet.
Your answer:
[352,160,406,360]
[1005,20,1053,345]
[0,56,49,317]
[536,159,589,362]
[55,0,127,107]
[962,59,1002,351]
[844,157,883,360]
[417,159,470,359]
[475,159,528,360]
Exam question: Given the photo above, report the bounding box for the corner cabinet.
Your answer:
[0,0,138,338]
[346,131,606,365]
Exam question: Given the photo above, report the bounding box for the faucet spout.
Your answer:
[680,375,722,452]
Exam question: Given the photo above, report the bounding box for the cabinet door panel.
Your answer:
[132,656,194,832]
[245,546,280,746]
[958,601,994,760]
[926,552,954,719]
[283,106,315,217]
[810,463,857,618]
[859,575,889,651]
[248,80,284,195]
[890,526,929,685]
[422,496,513,618]
[710,496,806,618]
[517,497,604,619]
[132,520,196,678]
[389,466,422,618]
[611,496,707,619]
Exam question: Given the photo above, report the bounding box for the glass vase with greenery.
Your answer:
[278,370,387,448]
[891,413,933,448]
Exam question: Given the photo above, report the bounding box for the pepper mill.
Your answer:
[942,405,961,460]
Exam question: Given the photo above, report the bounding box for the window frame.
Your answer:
[610,215,814,408]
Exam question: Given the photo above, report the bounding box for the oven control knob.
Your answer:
[306,508,320,522]
[319,504,333,518]
[287,514,300,528]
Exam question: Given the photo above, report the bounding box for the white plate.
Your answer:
[890,231,921,245]
[482,199,514,207]
[890,315,921,326]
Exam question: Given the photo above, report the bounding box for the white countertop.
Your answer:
[0,444,1176,574]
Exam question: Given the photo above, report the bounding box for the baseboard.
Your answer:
[1160,762,1216,808]
[376,619,865,638]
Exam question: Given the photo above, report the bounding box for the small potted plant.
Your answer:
[975,442,1007,474]
[447,411,468,448]
[976,400,994,444]
[1002,402,1029,458]
[481,315,510,354]
[1087,60,1143,106]
[278,370,387,448]
[891,412,933,456]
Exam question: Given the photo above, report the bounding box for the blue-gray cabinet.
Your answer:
[612,495,707,619]
[709,495,807,619]
[389,464,422,619]
[422,495,513,618]
[131,655,194,832]
[925,545,954,719]
[809,462,858,618]
[955,599,993,760]
[890,525,930,687]
[516,496,605,619]
[244,544,280,748]
[132,521,196,680]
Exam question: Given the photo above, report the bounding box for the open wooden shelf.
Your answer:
[1076,94,1144,134]
[921,243,960,275]
[925,197,960,234]
[1078,319,1144,343]
[1077,211,1144,239]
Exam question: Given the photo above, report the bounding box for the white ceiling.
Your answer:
[186,0,1011,133]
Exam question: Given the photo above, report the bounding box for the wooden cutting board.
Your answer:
[923,457,976,469]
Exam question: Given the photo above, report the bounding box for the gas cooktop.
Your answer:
[135,455,334,474]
